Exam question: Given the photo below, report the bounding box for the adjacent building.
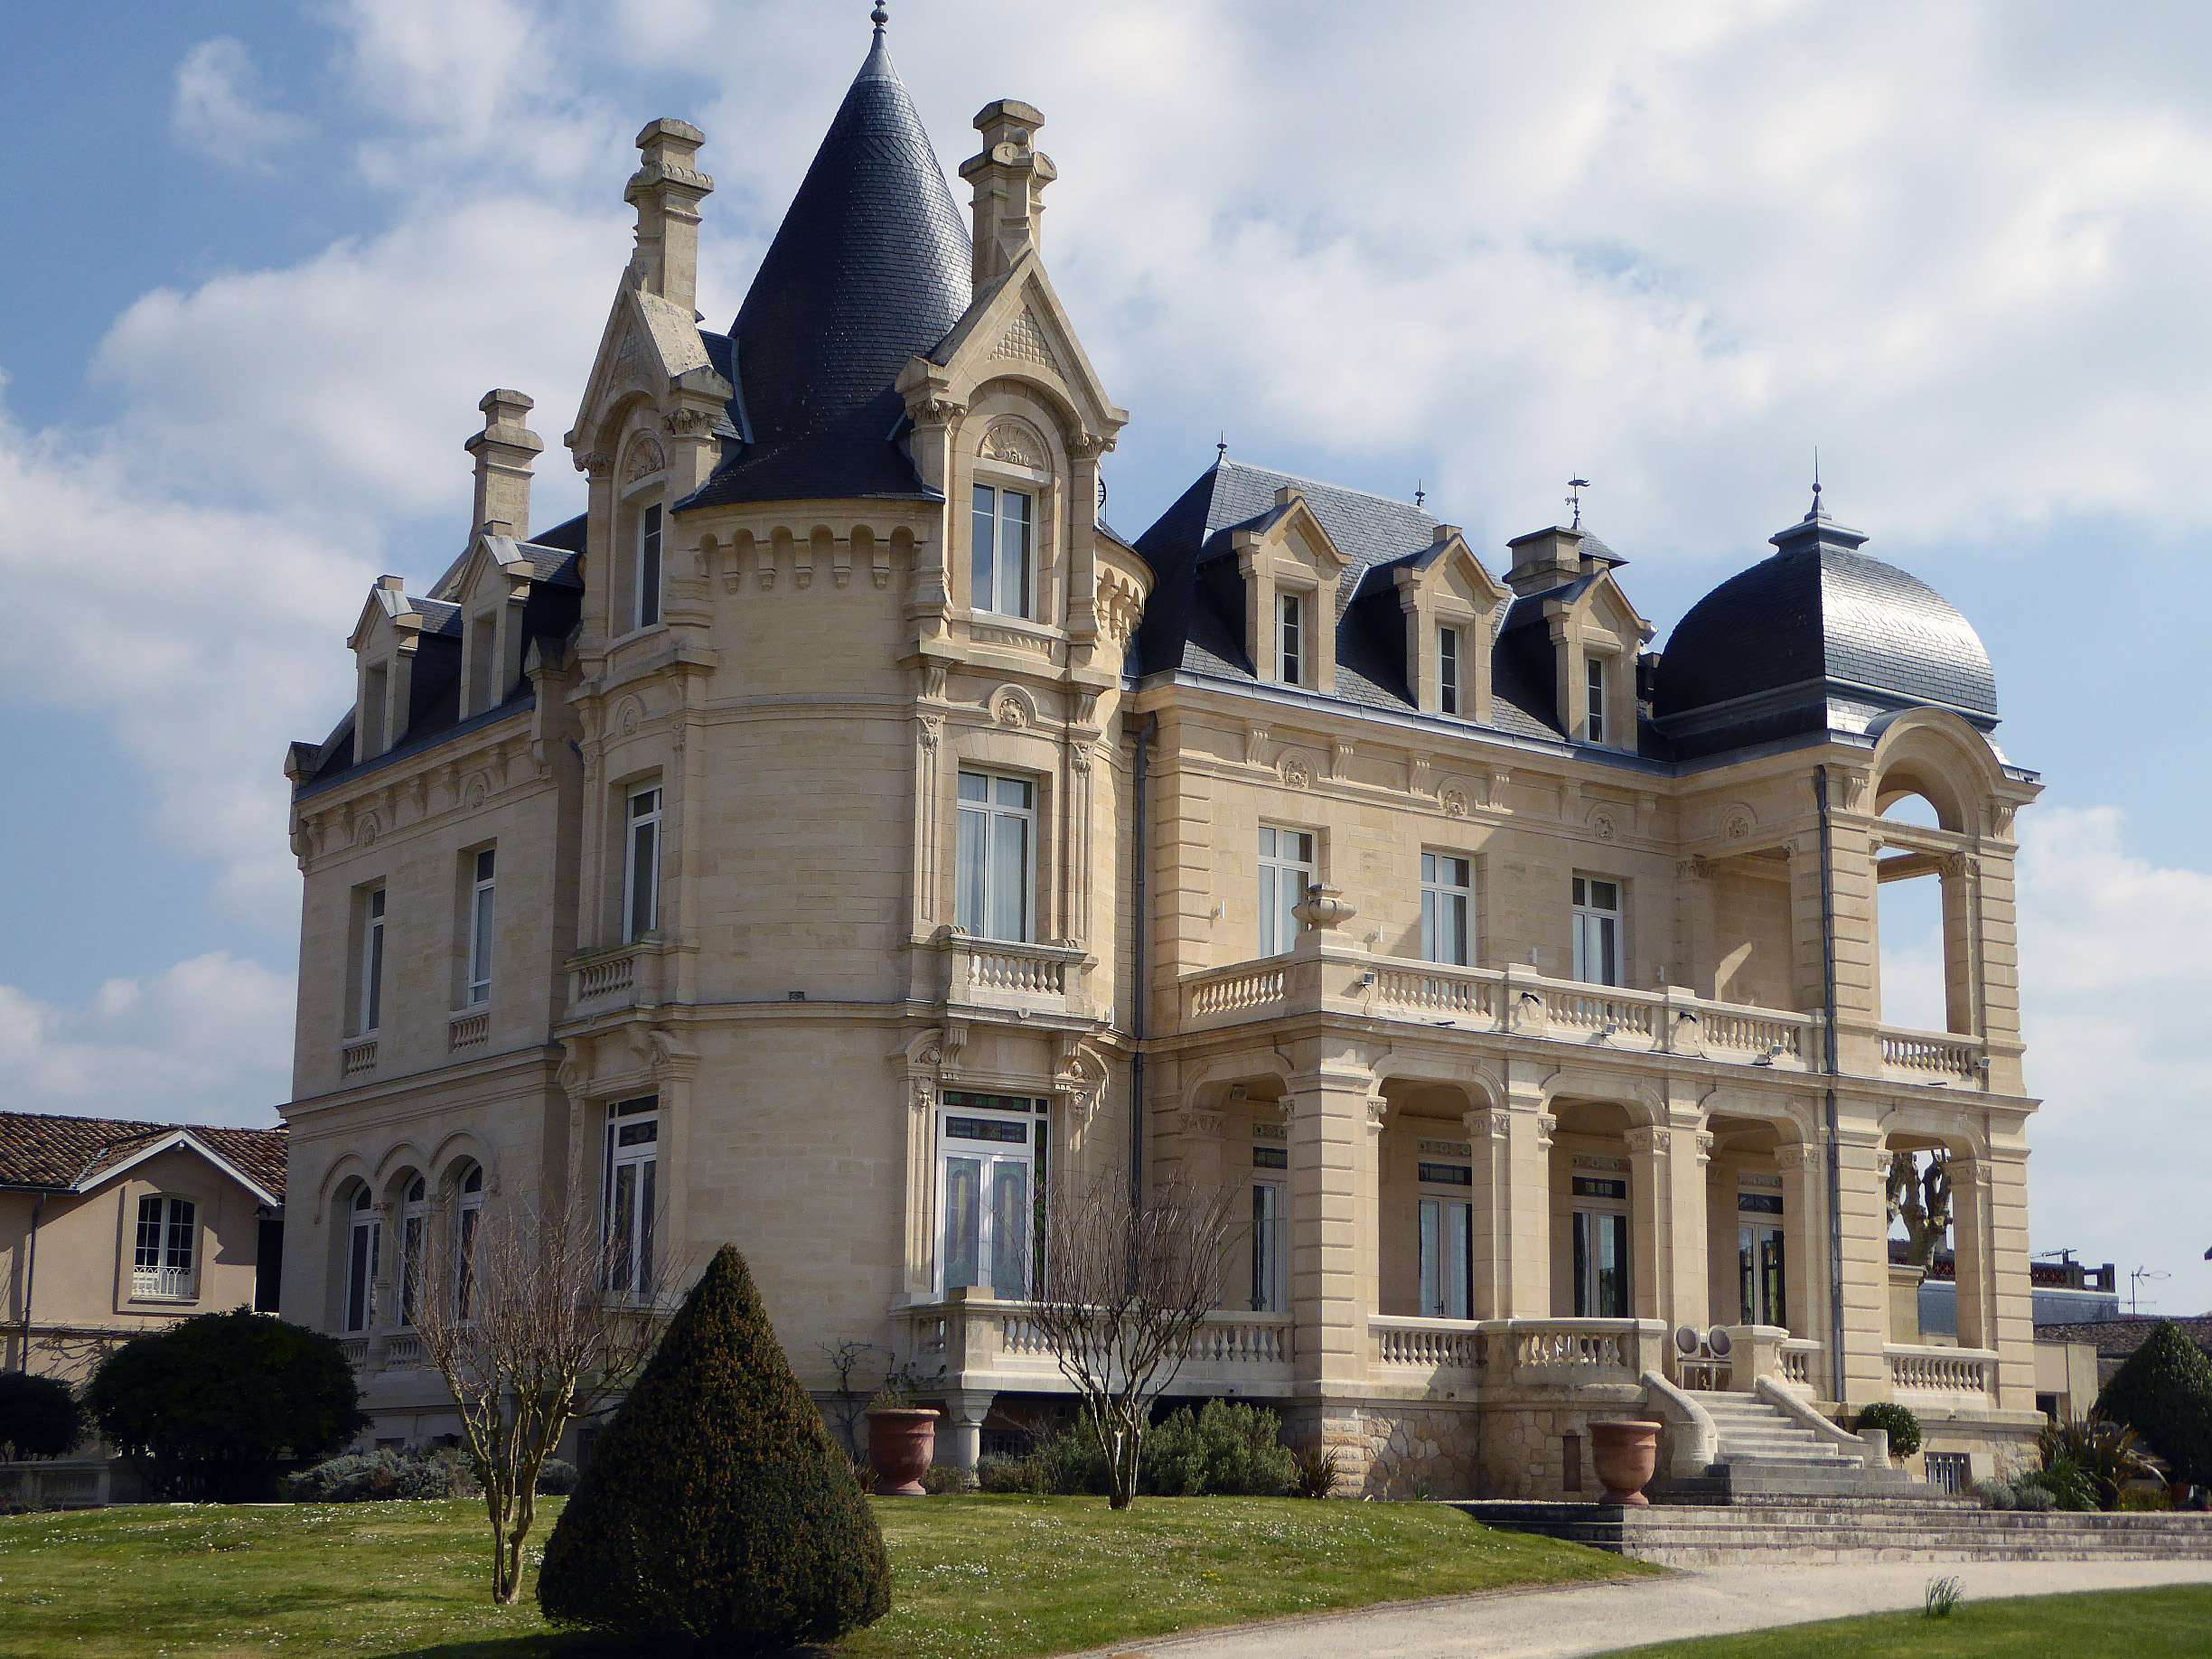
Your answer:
[279,18,2048,1495]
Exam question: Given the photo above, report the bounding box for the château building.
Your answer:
[279,16,2047,1498]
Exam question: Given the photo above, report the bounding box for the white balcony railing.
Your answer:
[1373,1316,1485,1372]
[1879,1027,1986,1083]
[131,1267,195,1301]
[563,941,663,1024]
[935,932,1092,1017]
[340,1037,378,1078]
[1183,961,1288,1020]
[902,1298,1292,1392]
[1886,1343,1997,1398]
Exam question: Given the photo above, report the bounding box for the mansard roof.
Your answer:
[682,29,970,510]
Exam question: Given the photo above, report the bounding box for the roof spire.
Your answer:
[1805,445,1826,522]
[1216,435,1228,464]
[1414,481,1426,508]
[871,3,888,33]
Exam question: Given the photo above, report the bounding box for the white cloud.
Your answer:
[0,953,292,1127]
[2016,806,2212,1316]
[172,37,314,172]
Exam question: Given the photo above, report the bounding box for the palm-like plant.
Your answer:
[2039,1415,2167,1509]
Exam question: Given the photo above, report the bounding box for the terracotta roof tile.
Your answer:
[0,1111,286,1200]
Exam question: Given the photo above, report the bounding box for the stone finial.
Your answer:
[625,117,714,317]
[1291,884,1357,934]
[959,99,1054,292]
[465,389,543,540]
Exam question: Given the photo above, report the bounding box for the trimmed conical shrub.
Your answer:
[537,1246,891,1652]
[2095,1321,2212,1486]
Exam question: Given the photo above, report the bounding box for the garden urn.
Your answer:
[866,1406,940,1495]
[1586,1419,1663,1506]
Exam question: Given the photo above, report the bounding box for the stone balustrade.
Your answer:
[340,1037,378,1078]
[1885,1342,1998,1398]
[901,1294,1294,1392]
[563,941,661,1023]
[938,933,1093,1017]
[447,1009,490,1053]
[1879,1026,1988,1083]
[1372,1315,1486,1373]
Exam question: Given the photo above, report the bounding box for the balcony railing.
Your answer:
[1885,1342,1997,1398]
[130,1267,195,1301]
[1369,1317,1666,1390]
[1879,1026,1987,1083]
[901,1297,1292,1392]
[341,1037,378,1078]
[447,1009,490,1053]
[935,932,1093,1018]
[563,941,661,1024]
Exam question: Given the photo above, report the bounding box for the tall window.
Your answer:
[970,485,1033,618]
[343,1186,380,1333]
[1278,592,1304,685]
[399,1176,428,1327]
[1257,826,1316,957]
[1439,626,1461,716]
[1572,876,1621,986]
[133,1195,196,1300]
[1251,1140,1288,1313]
[1422,852,1473,967]
[939,1093,1043,1298]
[956,771,1033,942]
[634,502,663,630]
[1739,1190,1786,1326]
[1571,1176,1630,1318]
[358,886,387,1035]
[1418,1159,1473,1320]
[623,784,661,943]
[605,1096,658,1302]
[467,848,496,1005]
[455,1164,484,1320]
[1585,655,1607,744]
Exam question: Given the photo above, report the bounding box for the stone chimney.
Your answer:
[1504,526,1587,596]
[959,100,1054,291]
[465,389,543,540]
[626,117,714,318]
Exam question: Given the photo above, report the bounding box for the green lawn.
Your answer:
[1607,1585,2212,1658]
[0,1494,1643,1659]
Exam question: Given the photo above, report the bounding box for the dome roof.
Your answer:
[1650,499,1996,758]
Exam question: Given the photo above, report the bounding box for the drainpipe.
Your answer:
[1813,766,1847,1411]
[1129,712,1156,1211]
[18,1190,48,1372]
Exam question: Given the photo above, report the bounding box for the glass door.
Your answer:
[1418,1157,1475,1320]
[1740,1224,1786,1326]
[940,1099,1042,1298]
[1571,1176,1631,1317]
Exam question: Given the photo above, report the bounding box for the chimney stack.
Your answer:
[960,100,1054,291]
[626,118,714,318]
[466,389,543,541]
[1504,526,1587,596]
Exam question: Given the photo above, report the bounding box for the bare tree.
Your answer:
[1029,1172,1238,1510]
[1887,1149,1952,1269]
[409,1165,677,1605]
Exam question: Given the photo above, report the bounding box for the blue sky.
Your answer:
[1,2,2207,1314]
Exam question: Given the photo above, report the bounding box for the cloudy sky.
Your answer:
[0,1,2205,1315]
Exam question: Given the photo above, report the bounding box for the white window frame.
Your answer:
[623,784,661,943]
[936,1095,1043,1299]
[1257,825,1316,957]
[1572,875,1621,987]
[1421,851,1474,967]
[398,1176,429,1327]
[1278,590,1304,686]
[634,501,663,631]
[466,848,495,1005]
[1571,1175,1631,1318]
[133,1195,197,1301]
[1439,625,1460,716]
[343,1186,380,1334]
[955,770,1035,942]
[358,886,387,1036]
[1417,1162,1474,1321]
[455,1164,484,1321]
[970,483,1035,619]
[1585,654,1607,745]
[1250,1163,1285,1314]
[604,1096,659,1304]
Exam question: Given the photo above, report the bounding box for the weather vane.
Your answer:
[1216,435,1228,463]
[1414,481,1425,509]
[1566,475,1590,530]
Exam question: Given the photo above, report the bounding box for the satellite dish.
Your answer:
[1706,1326,1734,1358]
[1673,1325,1701,1356]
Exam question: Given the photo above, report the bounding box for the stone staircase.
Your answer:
[1456,1495,2212,1565]
[1684,1391,1916,1499]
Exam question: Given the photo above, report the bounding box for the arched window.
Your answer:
[455,1164,485,1319]
[398,1176,428,1327]
[1875,792,1952,1033]
[343,1186,380,1334]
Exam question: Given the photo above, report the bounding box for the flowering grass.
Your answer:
[1606,1585,2212,1657]
[0,1494,1642,1658]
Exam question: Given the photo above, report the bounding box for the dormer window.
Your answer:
[1586,656,1606,745]
[971,484,1033,618]
[635,502,663,630]
[1439,627,1461,716]
[1279,593,1304,686]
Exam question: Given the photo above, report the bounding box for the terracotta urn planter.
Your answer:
[1586,1419,1663,1507]
[865,1407,939,1496]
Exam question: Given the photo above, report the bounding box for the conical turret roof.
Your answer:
[686,25,971,508]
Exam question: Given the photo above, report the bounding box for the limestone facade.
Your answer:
[279,24,2048,1495]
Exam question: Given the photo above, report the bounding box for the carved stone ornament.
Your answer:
[1290,883,1357,933]
[1590,811,1617,841]
[1244,724,1270,765]
[1625,1125,1664,1157]
[355,812,381,848]
[989,685,1035,728]
[1277,752,1313,790]
[981,419,1046,471]
[661,406,715,437]
[1441,787,1469,819]
[1464,1109,1505,1142]
[623,436,666,482]
[1365,1095,1389,1135]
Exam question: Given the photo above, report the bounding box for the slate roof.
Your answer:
[1649,498,1999,760]
[681,26,970,510]
[1131,458,1570,744]
[0,1111,286,1200]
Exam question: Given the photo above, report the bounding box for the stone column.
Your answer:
[1490,1059,1555,1317]
[1980,1150,2036,1411]
[942,1392,995,1479]
[1778,1140,1826,1360]
[1286,1045,1380,1393]
[1834,1114,1892,1408]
